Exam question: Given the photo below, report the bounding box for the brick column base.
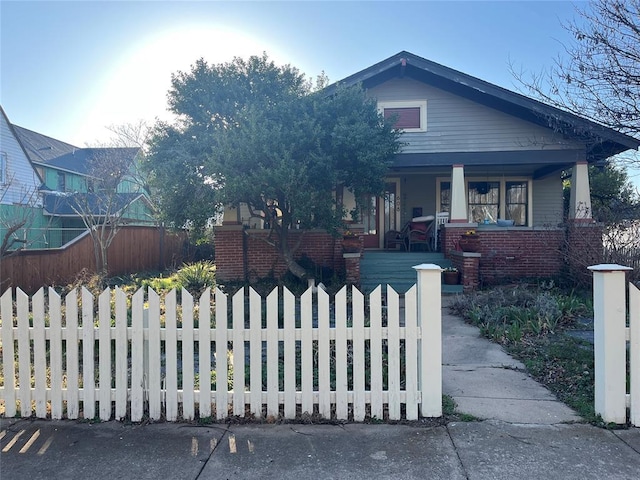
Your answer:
[343,253,361,285]
[450,250,480,292]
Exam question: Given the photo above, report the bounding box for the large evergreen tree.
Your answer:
[145,54,401,278]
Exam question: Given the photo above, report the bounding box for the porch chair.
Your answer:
[433,212,449,251]
[401,215,435,252]
[384,229,404,249]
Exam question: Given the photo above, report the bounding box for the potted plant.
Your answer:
[442,267,459,285]
[458,229,480,252]
[342,228,361,253]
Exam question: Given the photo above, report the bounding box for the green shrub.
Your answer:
[176,261,216,294]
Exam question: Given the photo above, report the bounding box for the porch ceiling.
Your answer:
[389,150,578,178]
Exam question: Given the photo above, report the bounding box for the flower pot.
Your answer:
[342,236,361,253]
[459,235,480,252]
[443,271,459,285]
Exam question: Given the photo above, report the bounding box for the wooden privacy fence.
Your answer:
[0,226,187,294]
[0,265,443,422]
[589,264,639,426]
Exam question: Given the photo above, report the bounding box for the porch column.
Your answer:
[569,161,592,221]
[449,164,468,222]
[222,205,240,225]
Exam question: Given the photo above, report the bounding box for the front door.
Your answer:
[361,179,401,248]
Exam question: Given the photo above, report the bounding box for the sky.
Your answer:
[1,0,638,183]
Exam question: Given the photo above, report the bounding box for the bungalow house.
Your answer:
[213,51,640,288]
[0,106,154,253]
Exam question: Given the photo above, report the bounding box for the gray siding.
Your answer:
[401,175,437,225]
[532,176,563,226]
[371,78,583,154]
[0,112,42,205]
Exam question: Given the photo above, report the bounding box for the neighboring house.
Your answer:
[216,51,639,286]
[0,107,154,253]
[0,106,49,253]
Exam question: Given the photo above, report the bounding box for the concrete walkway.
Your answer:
[1,302,639,479]
[442,303,582,424]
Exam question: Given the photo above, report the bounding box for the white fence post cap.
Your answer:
[588,264,633,272]
[412,264,443,271]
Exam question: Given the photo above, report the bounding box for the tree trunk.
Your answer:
[277,223,308,280]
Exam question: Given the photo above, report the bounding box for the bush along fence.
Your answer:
[589,264,639,426]
[0,265,443,422]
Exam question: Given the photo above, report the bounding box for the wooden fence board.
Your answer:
[115,288,128,419]
[301,288,313,415]
[405,287,418,420]
[231,289,245,417]
[369,286,383,419]
[199,288,212,419]
[182,290,195,420]
[148,289,161,420]
[352,287,366,421]
[334,287,348,420]
[65,290,80,419]
[98,289,111,421]
[213,288,226,419]
[81,288,95,419]
[249,288,262,418]
[387,287,401,420]
[33,289,47,418]
[266,289,279,417]
[165,290,178,421]
[1,289,16,417]
[318,288,330,418]
[49,288,63,419]
[130,289,144,422]
[16,289,31,417]
[283,288,296,418]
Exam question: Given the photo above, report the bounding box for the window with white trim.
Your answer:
[468,181,500,223]
[379,100,427,132]
[505,181,528,226]
[437,177,531,226]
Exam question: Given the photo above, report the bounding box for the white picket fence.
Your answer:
[0,265,443,422]
[590,264,640,426]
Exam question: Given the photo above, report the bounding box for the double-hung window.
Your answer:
[468,181,500,223]
[437,177,531,226]
[505,181,528,226]
[379,100,427,132]
[57,172,66,191]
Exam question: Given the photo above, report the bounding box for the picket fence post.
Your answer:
[414,264,442,417]
[630,282,640,427]
[589,264,632,424]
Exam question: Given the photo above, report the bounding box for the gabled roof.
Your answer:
[43,147,139,176]
[12,125,78,163]
[13,125,139,176]
[0,107,44,185]
[326,51,639,160]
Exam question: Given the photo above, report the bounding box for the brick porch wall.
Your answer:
[442,224,566,285]
[215,227,345,282]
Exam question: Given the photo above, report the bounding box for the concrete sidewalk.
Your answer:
[1,302,639,479]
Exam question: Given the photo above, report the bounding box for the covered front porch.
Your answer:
[350,159,599,289]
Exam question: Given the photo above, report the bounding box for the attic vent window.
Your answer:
[379,100,427,133]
